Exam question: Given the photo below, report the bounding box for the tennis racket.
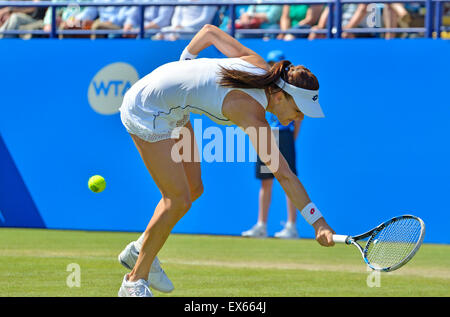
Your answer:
[332,215,425,272]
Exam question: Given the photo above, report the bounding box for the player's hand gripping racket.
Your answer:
[332,215,425,272]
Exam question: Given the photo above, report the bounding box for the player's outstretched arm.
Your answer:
[223,92,335,247]
[180,24,264,61]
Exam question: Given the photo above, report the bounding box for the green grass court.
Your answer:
[0,228,449,297]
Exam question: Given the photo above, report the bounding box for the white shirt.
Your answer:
[124,58,268,127]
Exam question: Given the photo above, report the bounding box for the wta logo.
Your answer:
[88,62,139,115]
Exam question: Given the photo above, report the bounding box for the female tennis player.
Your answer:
[117,24,335,297]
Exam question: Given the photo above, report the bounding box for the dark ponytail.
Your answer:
[218,60,319,91]
[218,60,292,89]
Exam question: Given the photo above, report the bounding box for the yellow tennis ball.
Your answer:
[88,175,106,193]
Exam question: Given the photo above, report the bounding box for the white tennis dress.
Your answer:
[119,58,268,142]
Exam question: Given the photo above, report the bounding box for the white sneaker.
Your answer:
[274,224,299,239]
[118,274,153,297]
[118,242,174,293]
[241,223,267,238]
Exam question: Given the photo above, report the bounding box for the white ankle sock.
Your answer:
[285,222,296,228]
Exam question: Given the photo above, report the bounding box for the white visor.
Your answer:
[275,78,324,118]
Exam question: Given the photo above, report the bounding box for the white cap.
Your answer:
[275,78,324,118]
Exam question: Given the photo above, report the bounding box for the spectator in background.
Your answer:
[41,0,90,38]
[308,4,371,40]
[383,3,411,39]
[387,3,411,28]
[0,0,20,26]
[217,4,248,32]
[122,0,174,37]
[72,0,135,39]
[154,4,217,40]
[278,4,323,40]
[242,51,303,240]
[0,0,46,38]
[443,3,450,39]
[235,4,282,36]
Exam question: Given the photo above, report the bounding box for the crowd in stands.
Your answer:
[0,0,449,39]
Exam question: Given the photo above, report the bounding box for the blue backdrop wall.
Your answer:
[1,39,449,243]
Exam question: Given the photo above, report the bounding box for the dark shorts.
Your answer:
[255,129,297,180]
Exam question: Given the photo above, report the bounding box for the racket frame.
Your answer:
[333,215,426,272]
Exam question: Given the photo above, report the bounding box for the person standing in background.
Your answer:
[242,50,302,239]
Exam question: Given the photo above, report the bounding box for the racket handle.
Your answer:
[333,234,350,244]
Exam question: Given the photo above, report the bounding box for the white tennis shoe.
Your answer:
[118,242,174,293]
[274,224,299,239]
[118,274,153,297]
[242,223,267,238]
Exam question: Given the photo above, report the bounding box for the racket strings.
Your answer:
[365,217,423,269]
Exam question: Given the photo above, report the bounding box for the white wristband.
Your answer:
[179,47,198,61]
[300,202,323,225]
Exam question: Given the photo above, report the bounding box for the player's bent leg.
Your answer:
[129,193,192,285]
[119,122,202,293]
[190,183,204,202]
[118,241,174,293]
[178,121,204,202]
[118,274,153,297]
[122,134,192,294]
